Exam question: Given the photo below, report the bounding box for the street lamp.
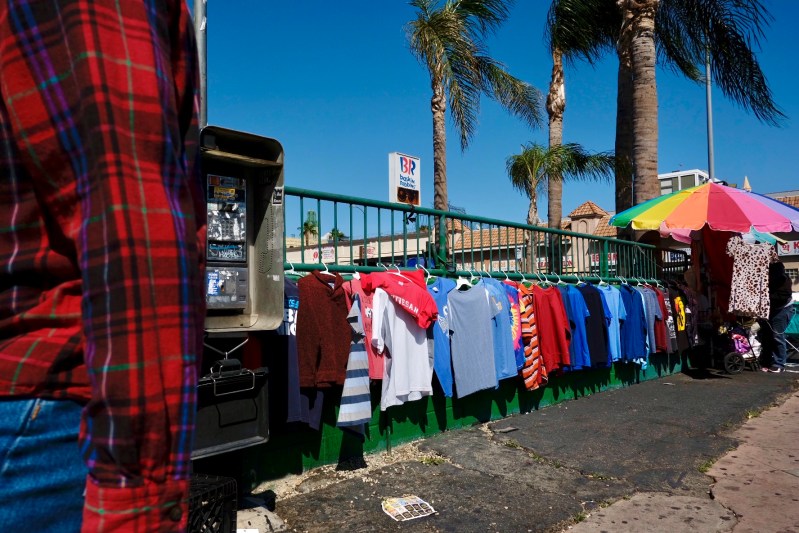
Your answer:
[350,204,367,241]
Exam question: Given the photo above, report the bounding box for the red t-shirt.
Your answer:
[532,285,572,371]
[362,270,438,329]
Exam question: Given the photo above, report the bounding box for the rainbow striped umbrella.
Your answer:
[609,182,799,234]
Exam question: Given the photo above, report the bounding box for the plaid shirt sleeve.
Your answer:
[0,1,205,531]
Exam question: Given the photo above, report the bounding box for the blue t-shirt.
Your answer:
[619,284,647,362]
[480,278,517,381]
[558,285,591,370]
[597,285,627,363]
[427,277,456,397]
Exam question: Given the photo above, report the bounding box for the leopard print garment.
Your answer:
[726,235,778,318]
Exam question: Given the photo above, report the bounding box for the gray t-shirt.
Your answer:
[447,285,498,398]
[636,286,662,354]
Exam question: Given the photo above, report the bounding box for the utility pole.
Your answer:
[194,0,208,128]
[705,45,715,182]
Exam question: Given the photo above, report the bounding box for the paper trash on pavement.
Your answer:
[381,495,436,521]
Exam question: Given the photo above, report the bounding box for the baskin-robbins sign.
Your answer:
[389,152,421,207]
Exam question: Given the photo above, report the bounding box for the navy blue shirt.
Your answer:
[577,284,611,366]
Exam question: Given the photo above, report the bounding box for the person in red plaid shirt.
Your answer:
[0,1,206,531]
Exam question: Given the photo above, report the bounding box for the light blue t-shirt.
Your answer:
[448,284,499,398]
[597,285,627,363]
[427,277,456,397]
[480,279,517,381]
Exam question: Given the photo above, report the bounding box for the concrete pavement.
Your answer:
[246,368,799,532]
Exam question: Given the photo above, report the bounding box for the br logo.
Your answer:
[400,156,416,175]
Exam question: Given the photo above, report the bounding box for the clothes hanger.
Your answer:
[455,272,472,290]
[555,272,566,285]
[416,263,433,284]
[390,264,414,283]
[285,261,299,277]
[319,262,336,277]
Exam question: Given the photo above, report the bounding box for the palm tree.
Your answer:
[620,0,784,207]
[406,0,544,213]
[617,0,660,205]
[507,142,616,224]
[329,227,347,242]
[506,142,615,270]
[299,213,318,246]
[544,0,614,232]
[546,0,783,213]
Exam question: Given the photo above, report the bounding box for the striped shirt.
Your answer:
[0,1,204,530]
[517,283,547,390]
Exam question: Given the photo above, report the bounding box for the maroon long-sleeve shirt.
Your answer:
[297,271,351,388]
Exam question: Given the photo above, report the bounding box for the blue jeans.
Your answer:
[770,304,796,368]
[0,398,87,531]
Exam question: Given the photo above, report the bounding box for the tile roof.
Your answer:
[592,215,618,238]
[568,200,608,219]
[454,226,528,249]
[773,194,799,208]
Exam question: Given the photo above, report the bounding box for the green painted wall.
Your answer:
[194,351,686,488]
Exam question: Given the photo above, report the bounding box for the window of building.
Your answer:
[679,174,698,190]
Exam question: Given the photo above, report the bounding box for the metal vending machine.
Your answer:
[194,126,284,460]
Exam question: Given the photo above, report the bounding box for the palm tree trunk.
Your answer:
[620,0,660,205]
[614,60,634,214]
[546,49,565,230]
[526,195,538,273]
[547,49,565,275]
[432,79,448,212]
[527,194,538,227]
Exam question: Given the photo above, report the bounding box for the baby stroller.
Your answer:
[711,321,761,374]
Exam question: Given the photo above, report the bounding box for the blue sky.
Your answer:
[203,1,797,225]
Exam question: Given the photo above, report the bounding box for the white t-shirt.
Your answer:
[372,288,433,411]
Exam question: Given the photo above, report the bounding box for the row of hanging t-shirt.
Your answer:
[268,268,702,433]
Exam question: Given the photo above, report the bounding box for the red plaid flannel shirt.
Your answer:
[0,1,205,530]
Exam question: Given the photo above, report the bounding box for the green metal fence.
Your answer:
[283,186,673,282]
[197,187,692,483]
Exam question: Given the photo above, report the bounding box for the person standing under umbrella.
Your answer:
[763,261,795,373]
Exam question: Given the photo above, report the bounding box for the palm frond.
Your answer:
[545,0,618,65]
[506,142,614,196]
[408,0,543,152]
[478,57,545,131]
[657,0,784,125]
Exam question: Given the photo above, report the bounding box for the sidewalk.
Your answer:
[248,369,799,533]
